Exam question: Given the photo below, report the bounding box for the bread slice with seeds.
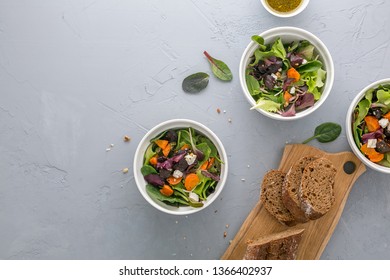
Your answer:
[282,156,319,223]
[299,158,337,220]
[260,170,296,226]
[243,228,305,260]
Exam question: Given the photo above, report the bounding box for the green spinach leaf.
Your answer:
[297,60,323,73]
[203,51,233,81]
[182,72,209,93]
[246,75,261,96]
[141,165,157,176]
[302,122,342,144]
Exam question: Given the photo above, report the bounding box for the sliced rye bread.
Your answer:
[282,156,319,223]
[243,228,305,260]
[260,170,296,226]
[299,158,337,220]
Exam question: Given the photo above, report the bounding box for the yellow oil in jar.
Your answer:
[266,0,302,13]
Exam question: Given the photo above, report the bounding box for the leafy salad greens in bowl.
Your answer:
[239,26,334,120]
[346,79,390,173]
[133,119,228,215]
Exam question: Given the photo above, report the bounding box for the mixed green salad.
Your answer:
[352,84,390,167]
[141,127,222,208]
[246,35,326,116]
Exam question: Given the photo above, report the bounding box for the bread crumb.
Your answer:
[241,178,245,182]
[223,231,227,238]
[123,135,131,142]
[225,224,229,228]
[217,108,221,114]
[228,118,232,123]
[229,240,233,244]
[122,168,129,174]
[110,144,114,147]
[223,110,226,114]
[106,148,111,152]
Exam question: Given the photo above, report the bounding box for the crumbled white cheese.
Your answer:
[367,138,377,148]
[290,87,296,94]
[184,153,197,165]
[302,59,308,64]
[271,73,278,80]
[173,170,183,179]
[189,192,199,202]
[379,118,389,128]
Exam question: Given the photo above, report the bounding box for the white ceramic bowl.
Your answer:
[260,0,310,17]
[346,78,390,174]
[133,119,228,215]
[239,26,334,121]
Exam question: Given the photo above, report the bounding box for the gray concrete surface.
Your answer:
[1,0,390,260]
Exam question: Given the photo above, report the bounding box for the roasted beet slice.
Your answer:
[164,130,178,142]
[376,141,390,153]
[159,169,171,179]
[173,158,189,172]
[144,174,164,187]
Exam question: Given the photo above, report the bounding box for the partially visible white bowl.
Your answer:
[239,26,334,121]
[346,78,390,174]
[133,119,228,215]
[260,0,310,18]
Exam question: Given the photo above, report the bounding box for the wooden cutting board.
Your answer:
[221,144,366,260]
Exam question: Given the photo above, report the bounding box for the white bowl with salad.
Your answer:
[346,78,390,173]
[239,26,334,120]
[133,119,228,215]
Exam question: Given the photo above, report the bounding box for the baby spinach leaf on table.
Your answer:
[182,72,209,93]
[302,122,342,144]
[203,51,233,81]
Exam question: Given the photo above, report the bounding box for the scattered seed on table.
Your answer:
[122,168,129,174]
[223,231,227,238]
[217,108,221,114]
[123,135,131,142]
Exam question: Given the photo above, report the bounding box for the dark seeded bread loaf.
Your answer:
[260,170,296,226]
[299,158,337,220]
[282,156,319,223]
[243,228,305,260]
